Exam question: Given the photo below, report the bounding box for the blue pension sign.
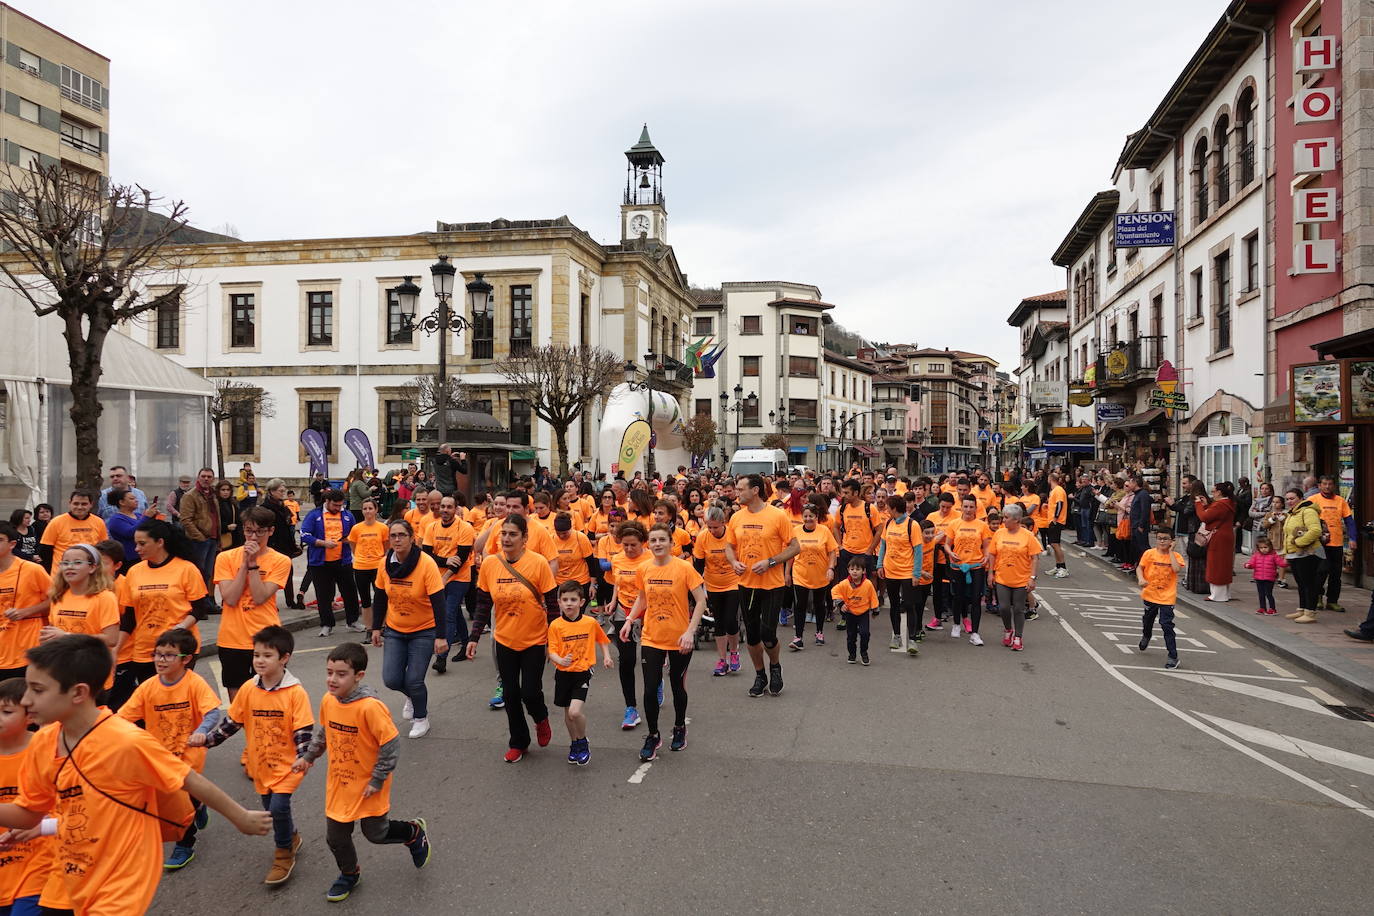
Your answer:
[1115,211,1175,248]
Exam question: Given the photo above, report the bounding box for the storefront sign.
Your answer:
[1148,388,1189,412]
[1289,34,1340,274]
[1050,425,1094,439]
[1348,360,1374,421]
[1069,390,1094,407]
[1114,211,1175,248]
[1290,361,1343,424]
[1104,348,1131,379]
[1096,403,1127,423]
[1030,380,1064,405]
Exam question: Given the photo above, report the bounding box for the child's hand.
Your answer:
[0,825,39,849]
[361,784,379,799]
[602,653,615,670]
[186,733,207,748]
[619,621,634,642]
[291,756,312,774]
[232,807,273,836]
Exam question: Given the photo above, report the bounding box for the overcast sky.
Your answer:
[40,0,1225,369]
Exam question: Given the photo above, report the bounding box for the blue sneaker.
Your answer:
[194,804,210,831]
[404,818,431,869]
[164,844,195,870]
[639,733,661,761]
[573,738,591,766]
[567,740,580,765]
[489,683,504,709]
[326,871,361,902]
[621,706,640,730]
[779,609,791,626]
[670,725,688,752]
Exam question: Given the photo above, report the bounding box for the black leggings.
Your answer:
[1289,554,1323,611]
[493,641,548,750]
[739,586,781,649]
[949,568,986,632]
[640,645,691,734]
[707,589,739,636]
[326,815,413,875]
[352,567,376,609]
[611,617,638,707]
[931,563,950,617]
[792,585,829,637]
[884,578,916,635]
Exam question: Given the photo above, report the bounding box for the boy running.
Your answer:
[0,677,54,916]
[832,558,879,665]
[1137,528,1185,670]
[547,581,614,765]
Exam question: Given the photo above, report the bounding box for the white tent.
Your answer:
[0,290,213,508]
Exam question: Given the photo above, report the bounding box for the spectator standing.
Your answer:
[166,474,193,525]
[300,489,364,636]
[1308,475,1355,612]
[97,465,148,521]
[179,467,221,586]
[1195,481,1237,602]
[1234,477,1253,554]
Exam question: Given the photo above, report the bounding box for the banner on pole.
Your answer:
[343,428,375,471]
[300,429,329,478]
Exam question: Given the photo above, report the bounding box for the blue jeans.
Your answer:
[259,791,295,849]
[384,626,436,719]
[1077,517,1095,547]
[1142,602,1177,659]
[2,895,42,916]
[188,538,216,588]
[437,580,470,655]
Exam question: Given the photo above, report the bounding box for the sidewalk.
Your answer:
[1069,538,1374,704]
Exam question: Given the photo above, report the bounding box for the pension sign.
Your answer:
[1114,211,1175,248]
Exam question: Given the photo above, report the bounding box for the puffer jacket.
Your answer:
[1281,501,1324,557]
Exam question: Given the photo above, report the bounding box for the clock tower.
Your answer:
[621,124,667,243]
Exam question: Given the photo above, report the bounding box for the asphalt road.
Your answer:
[150,553,1374,915]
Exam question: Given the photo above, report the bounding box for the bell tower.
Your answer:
[621,124,667,243]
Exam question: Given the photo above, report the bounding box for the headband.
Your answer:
[68,543,101,566]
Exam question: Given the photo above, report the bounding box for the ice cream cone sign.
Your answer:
[1156,360,1180,418]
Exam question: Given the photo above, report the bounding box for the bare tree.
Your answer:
[494,344,623,477]
[761,432,790,452]
[681,414,719,466]
[207,380,275,479]
[0,163,190,488]
[397,373,475,418]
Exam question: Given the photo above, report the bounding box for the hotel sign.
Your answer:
[1292,34,1339,274]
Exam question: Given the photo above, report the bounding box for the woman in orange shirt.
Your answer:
[467,515,557,762]
[371,519,447,739]
[787,504,838,652]
[620,524,707,759]
[606,521,652,732]
[693,506,740,677]
[987,505,1042,652]
[347,499,390,624]
[122,520,213,688]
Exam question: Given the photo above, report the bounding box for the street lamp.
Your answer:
[396,255,479,450]
[624,353,664,478]
[720,383,757,454]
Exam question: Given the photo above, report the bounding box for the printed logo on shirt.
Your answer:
[328,721,359,735]
[153,701,190,713]
[252,709,286,718]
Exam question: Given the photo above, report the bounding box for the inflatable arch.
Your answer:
[598,383,690,477]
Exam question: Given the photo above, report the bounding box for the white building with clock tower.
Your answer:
[622,124,668,243]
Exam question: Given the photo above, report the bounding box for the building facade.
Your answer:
[1005,291,1069,460]
[822,348,877,471]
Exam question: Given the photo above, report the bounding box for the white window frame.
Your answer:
[1197,434,1250,489]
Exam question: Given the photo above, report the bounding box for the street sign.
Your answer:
[1096,403,1127,423]
[1115,211,1176,248]
[1148,387,1189,412]
[815,443,827,452]
[977,429,990,441]
[991,432,1004,445]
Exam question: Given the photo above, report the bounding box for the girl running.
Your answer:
[606,521,652,730]
[787,504,838,651]
[694,507,741,675]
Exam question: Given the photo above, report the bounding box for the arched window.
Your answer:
[1072,269,1082,324]
[1192,136,1210,225]
[1214,115,1231,206]
[1237,87,1256,185]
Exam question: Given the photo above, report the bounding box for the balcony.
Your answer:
[1095,336,1165,390]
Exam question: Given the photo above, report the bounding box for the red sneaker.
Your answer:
[961,617,973,633]
[1011,636,1024,651]
[1255,608,1266,615]
[503,748,525,764]
[1265,608,1279,615]
[535,718,552,747]
[1002,629,1014,647]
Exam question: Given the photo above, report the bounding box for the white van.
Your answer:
[729,448,788,478]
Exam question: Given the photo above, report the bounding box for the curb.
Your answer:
[197,609,324,658]
[1070,543,1374,706]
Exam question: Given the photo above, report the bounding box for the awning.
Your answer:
[1042,442,1097,454]
[1004,419,1040,445]
[853,445,878,457]
[788,447,808,455]
[511,449,537,460]
[1104,408,1165,432]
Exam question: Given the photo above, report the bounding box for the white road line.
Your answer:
[1036,596,1374,820]
[627,763,652,784]
[1196,713,1374,777]
[1158,672,1340,717]
[1300,685,1345,706]
[1256,659,1297,678]
[1202,628,1243,650]
[1112,665,1303,682]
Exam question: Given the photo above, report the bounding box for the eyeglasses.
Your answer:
[153,652,188,662]
[58,559,92,568]
[241,528,267,536]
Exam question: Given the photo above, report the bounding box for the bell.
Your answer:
[639,171,650,189]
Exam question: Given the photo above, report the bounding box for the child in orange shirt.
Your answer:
[1136,528,1185,670]
[0,676,55,916]
[547,581,614,766]
[832,557,879,665]
[292,643,432,903]
[117,628,222,871]
[190,625,314,885]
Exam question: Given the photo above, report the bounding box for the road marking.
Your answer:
[1036,596,1373,820]
[1157,672,1340,717]
[1112,665,1303,682]
[1256,659,1297,678]
[627,763,652,784]
[1202,628,1243,650]
[1300,685,1344,705]
[1196,714,1374,777]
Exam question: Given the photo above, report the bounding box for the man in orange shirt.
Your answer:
[215,506,293,700]
[1309,475,1355,611]
[724,474,799,698]
[37,490,107,576]
[1044,471,1070,578]
[1136,528,1185,669]
[426,495,476,675]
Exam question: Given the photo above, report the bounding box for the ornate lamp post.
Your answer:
[720,383,757,455]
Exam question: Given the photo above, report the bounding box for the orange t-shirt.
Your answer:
[832,502,882,553]
[988,527,1042,588]
[321,512,345,562]
[792,524,837,589]
[483,519,558,565]
[608,549,653,612]
[727,504,795,589]
[477,549,557,650]
[547,613,610,672]
[917,533,936,585]
[1047,486,1068,525]
[213,546,291,651]
[948,518,992,567]
[636,557,704,651]
[318,692,397,823]
[48,589,119,638]
[116,669,221,773]
[17,712,190,916]
[879,517,922,579]
[228,678,313,795]
[1138,549,1186,606]
[347,520,390,571]
[426,518,476,579]
[467,504,489,529]
[38,513,108,576]
[0,743,56,905]
[595,533,623,567]
[123,557,206,663]
[530,512,558,536]
[664,526,693,559]
[552,530,594,586]
[0,559,52,669]
[1308,493,1353,547]
[832,577,879,616]
[375,552,444,634]
[404,508,432,540]
[692,530,737,592]
[586,510,615,539]
[972,486,997,518]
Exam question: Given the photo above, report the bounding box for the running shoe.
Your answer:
[814,633,825,646]
[194,804,210,831]
[925,617,942,631]
[835,616,847,630]
[573,738,591,766]
[489,684,504,710]
[713,659,729,677]
[789,636,804,652]
[1276,580,1290,589]
[621,707,641,730]
[847,655,857,664]
[407,717,430,739]
[748,672,768,697]
[1025,609,1039,621]
[968,632,984,647]
[1011,636,1024,651]
[405,819,431,868]
[567,741,580,765]
[1002,629,1014,647]
[1164,657,1180,670]
[535,718,552,747]
[640,733,662,761]
[670,725,688,752]
[906,640,919,656]
[504,747,525,763]
[1138,635,1150,652]
[346,621,368,633]
[326,871,361,902]
[961,616,973,633]
[1053,568,1068,579]
[768,663,784,696]
[779,609,791,626]
[728,651,741,673]
[889,634,901,651]
[860,654,870,666]
[950,623,962,638]
[317,626,333,638]
[164,845,195,871]
[402,698,414,721]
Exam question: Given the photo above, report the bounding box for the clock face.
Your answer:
[631,214,650,236]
